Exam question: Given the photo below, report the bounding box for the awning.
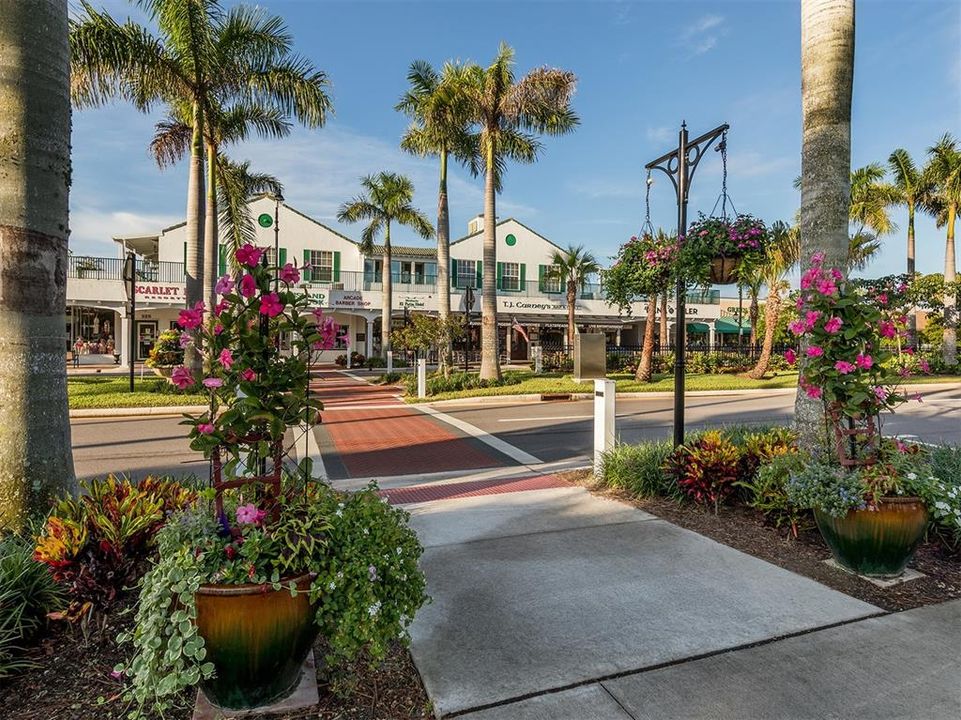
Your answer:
[715,318,751,334]
[687,322,710,333]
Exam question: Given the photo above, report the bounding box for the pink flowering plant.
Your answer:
[172,245,341,473]
[685,213,770,262]
[603,231,680,311]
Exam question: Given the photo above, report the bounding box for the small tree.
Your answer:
[391,314,464,358]
[604,231,678,382]
[548,244,600,346]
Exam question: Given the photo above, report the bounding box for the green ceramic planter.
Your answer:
[815,497,928,578]
[194,573,317,710]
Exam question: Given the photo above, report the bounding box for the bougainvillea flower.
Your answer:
[259,292,284,317]
[219,348,233,370]
[879,321,897,338]
[872,386,888,401]
[784,348,797,365]
[171,366,195,389]
[197,423,215,434]
[202,377,223,388]
[236,244,264,268]
[804,310,822,329]
[215,275,234,295]
[214,300,230,316]
[239,273,257,298]
[823,317,843,334]
[279,263,300,284]
[788,320,807,336]
[855,353,873,369]
[834,360,856,374]
[236,503,266,525]
[816,278,837,296]
[241,368,256,382]
[806,345,824,358]
[805,385,823,399]
[177,301,205,329]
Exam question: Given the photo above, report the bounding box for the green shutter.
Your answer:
[218,245,226,276]
[496,262,503,290]
[519,263,526,292]
[279,248,287,267]
[183,241,187,267]
[538,264,546,293]
[333,251,341,282]
[451,258,457,287]
[475,260,482,289]
[303,249,311,282]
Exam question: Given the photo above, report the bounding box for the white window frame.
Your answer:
[309,250,334,283]
[543,264,563,294]
[502,262,520,291]
[456,259,476,288]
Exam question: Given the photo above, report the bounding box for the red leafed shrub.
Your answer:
[665,431,742,512]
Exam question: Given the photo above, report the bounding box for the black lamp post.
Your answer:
[645,121,729,447]
[122,252,137,393]
[273,192,283,293]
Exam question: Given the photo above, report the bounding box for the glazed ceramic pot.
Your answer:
[194,573,317,710]
[815,497,928,578]
[709,255,742,285]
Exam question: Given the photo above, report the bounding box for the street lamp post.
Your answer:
[273,192,283,293]
[122,252,137,393]
[645,121,729,447]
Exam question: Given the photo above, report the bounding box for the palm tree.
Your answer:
[748,222,799,379]
[549,245,600,347]
[924,133,961,366]
[216,164,283,272]
[464,43,579,380]
[70,0,331,312]
[889,148,932,343]
[849,163,898,238]
[0,0,75,530]
[396,60,478,376]
[846,231,881,272]
[795,0,855,452]
[338,173,434,356]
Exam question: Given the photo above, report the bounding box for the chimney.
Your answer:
[468,214,484,235]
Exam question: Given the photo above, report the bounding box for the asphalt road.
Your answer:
[70,385,961,480]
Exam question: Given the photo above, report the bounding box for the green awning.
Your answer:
[687,322,710,333]
[715,318,751,333]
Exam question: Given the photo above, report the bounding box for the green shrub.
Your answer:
[377,372,403,385]
[0,535,64,677]
[599,441,678,499]
[735,453,810,535]
[335,351,366,367]
[408,370,523,396]
[145,329,184,369]
[739,426,798,483]
[666,430,741,512]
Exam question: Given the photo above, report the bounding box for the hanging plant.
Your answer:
[685,213,769,284]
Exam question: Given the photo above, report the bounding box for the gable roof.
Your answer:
[449,217,568,255]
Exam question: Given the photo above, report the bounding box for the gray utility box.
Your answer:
[573,333,606,382]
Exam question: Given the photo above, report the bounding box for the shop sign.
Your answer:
[401,296,426,309]
[331,292,372,309]
[136,284,183,302]
[307,290,328,307]
[502,299,570,312]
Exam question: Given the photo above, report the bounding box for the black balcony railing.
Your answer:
[68,255,185,284]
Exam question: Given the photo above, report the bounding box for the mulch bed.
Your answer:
[568,470,961,612]
[0,599,430,720]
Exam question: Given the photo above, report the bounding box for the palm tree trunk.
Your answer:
[907,200,917,346]
[480,144,500,380]
[637,297,658,382]
[566,279,576,347]
[659,290,669,348]
[944,204,957,366]
[382,225,392,356]
[436,149,452,377]
[795,0,854,454]
[203,140,218,314]
[749,291,760,348]
[749,292,782,379]
[0,0,76,530]
[184,101,205,372]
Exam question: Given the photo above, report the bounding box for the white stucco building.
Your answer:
[66,195,736,364]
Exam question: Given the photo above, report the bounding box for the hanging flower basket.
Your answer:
[686,213,768,285]
[709,254,741,285]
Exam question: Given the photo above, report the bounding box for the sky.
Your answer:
[69,0,961,285]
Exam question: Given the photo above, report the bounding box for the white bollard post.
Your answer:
[533,344,543,374]
[593,378,615,477]
[417,358,427,398]
[387,350,393,374]
[346,344,351,369]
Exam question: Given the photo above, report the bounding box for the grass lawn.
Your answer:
[406,370,961,403]
[68,376,206,409]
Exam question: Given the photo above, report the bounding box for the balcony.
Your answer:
[68,255,185,284]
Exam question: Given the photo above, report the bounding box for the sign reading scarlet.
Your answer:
[136,284,184,302]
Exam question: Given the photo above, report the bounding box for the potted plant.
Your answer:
[784,254,945,577]
[116,247,430,716]
[686,213,769,284]
[145,329,184,378]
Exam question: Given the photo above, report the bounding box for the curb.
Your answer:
[70,405,207,418]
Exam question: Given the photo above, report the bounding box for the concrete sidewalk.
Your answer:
[403,483,916,719]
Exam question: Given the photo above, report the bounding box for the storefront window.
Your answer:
[308,250,334,282]
[456,260,476,288]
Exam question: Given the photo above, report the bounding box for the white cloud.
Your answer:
[69,208,181,256]
[680,14,727,56]
[567,178,642,200]
[646,126,674,144]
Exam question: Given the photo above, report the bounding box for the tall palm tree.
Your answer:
[924,133,961,366]
[396,60,478,376]
[464,43,579,380]
[795,0,855,452]
[889,148,932,343]
[749,222,799,379]
[548,245,600,347]
[0,0,75,530]
[338,173,434,356]
[70,0,331,312]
